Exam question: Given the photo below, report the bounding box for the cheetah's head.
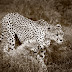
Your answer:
[46,24,64,44]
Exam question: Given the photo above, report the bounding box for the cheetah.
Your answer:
[0,12,64,51]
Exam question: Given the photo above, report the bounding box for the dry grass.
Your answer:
[0,36,72,72]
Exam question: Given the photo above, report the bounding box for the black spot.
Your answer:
[10,43,11,45]
[14,13,15,15]
[35,31,36,32]
[8,24,9,25]
[10,31,11,32]
[12,40,13,42]
[2,35,4,36]
[26,35,27,36]
[17,22,18,23]
[9,14,10,16]
[33,36,34,37]
[44,53,46,55]
[41,50,43,52]
[27,37,28,38]
[40,55,43,57]
[12,49,13,50]
[30,23,31,24]
[2,38,3,39]
[12,44,14,46]
[34,52,37,53]
[48,27,50,29]
[14,32,15,33]
[38,46,39,49]
[41,48,42,49]
[30,33,31,34]
[40,38,42,39]
[38,40,39,41]
[40,46,41,48]
[60,40,62,41]
[12,38,13,39]
[10,39,11,40]
[56,34,58,36]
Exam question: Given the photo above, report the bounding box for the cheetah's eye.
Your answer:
[56,24,61,28]
[57,25,60,27]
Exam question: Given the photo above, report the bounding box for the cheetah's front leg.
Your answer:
[7,31,15,51]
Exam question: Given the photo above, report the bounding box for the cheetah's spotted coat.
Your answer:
[0,13,64,50]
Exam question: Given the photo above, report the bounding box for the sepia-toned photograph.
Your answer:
[0,0,72,72]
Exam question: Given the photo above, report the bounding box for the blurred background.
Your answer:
[0,0,72,72]
[0,0,72,26]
